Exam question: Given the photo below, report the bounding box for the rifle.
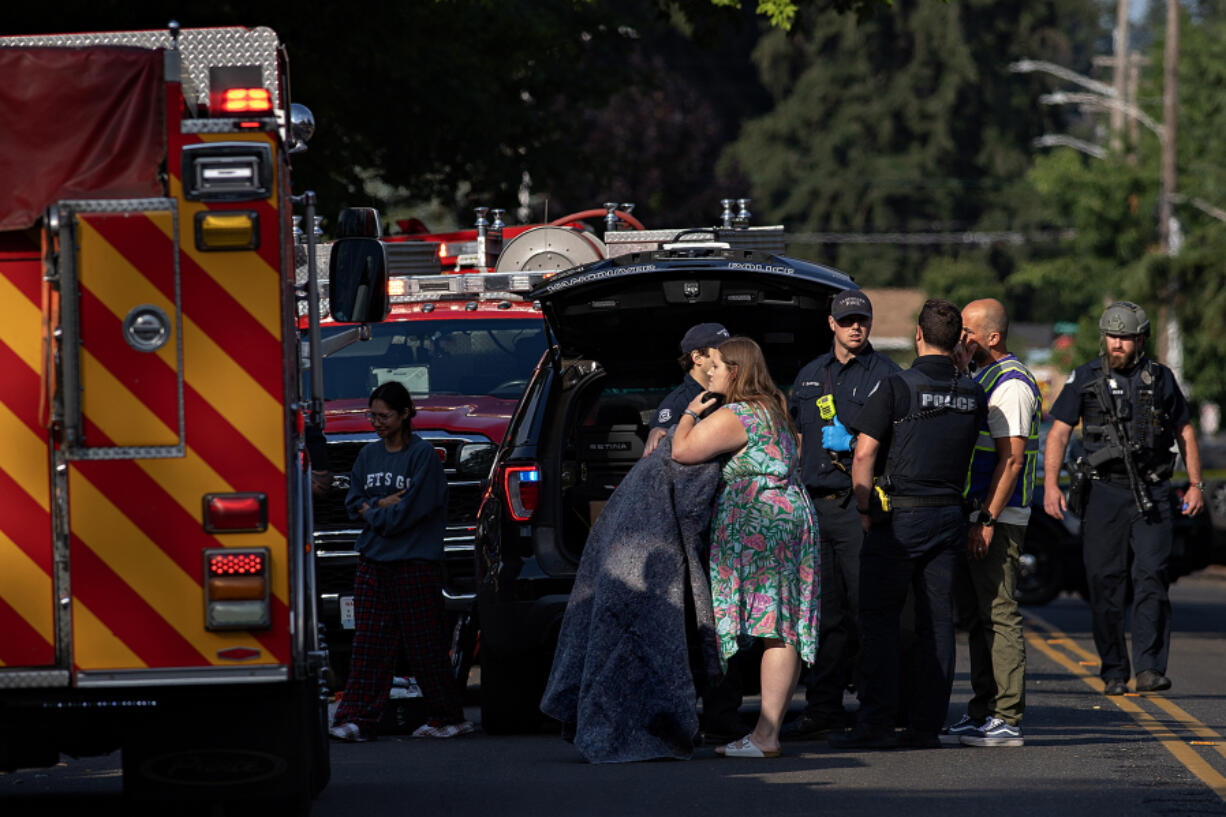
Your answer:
[1088,375,1155,514]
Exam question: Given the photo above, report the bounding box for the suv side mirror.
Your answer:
[329,237,389,323]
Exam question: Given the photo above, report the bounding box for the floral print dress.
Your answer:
[709,401,820,663]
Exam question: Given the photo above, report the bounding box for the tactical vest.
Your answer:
[884,366,983,498]
[1081,357,1177,481]
[963,355,1042,507]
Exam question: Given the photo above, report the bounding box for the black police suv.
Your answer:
[473,246,854,733]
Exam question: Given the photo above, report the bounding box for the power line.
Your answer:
[787,229,1075,246]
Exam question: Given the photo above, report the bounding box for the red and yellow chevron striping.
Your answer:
[0,179,295,672]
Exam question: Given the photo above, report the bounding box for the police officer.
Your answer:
[1044,301,1205,696]
[643,322,730,457]
[829,299,986,750]
[782,289,900,740]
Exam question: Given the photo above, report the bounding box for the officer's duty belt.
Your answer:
[808,487,850,502]
[887,494,964,509]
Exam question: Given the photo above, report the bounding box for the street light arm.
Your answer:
[1168,193,1226,224]
[1032,134,1108,159]
[1009,59,1118,98]
[1038,91,1165,143]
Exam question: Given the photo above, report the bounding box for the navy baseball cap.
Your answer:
[830,290,872,321]
[680,322,730,353]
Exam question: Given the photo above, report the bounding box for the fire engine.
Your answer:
[0,24,356,809]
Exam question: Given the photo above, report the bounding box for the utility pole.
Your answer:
[1159,0,1180,255]
[1159,0,1182,386]
[1110,0,1130,152]
[1128,54,1147,151]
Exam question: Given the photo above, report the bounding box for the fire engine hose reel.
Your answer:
[493,225,607,273]
[122,304,172,352]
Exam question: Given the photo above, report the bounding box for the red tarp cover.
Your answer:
[0,46,165,231]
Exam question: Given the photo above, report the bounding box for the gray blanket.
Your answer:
[539,433,723,763]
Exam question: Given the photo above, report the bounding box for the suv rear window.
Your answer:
[320,318,546,401]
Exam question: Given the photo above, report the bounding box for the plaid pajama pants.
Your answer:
[333,556,463,735]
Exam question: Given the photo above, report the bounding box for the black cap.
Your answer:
[680,322,730,353]
[830,289,872,321]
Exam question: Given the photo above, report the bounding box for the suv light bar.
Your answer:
[388,272,552,303]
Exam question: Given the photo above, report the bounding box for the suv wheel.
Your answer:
[479,648,547,734]
[1015,535,1065,607]
[449,612,478,693]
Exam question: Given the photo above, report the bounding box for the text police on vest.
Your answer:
[919,391,978,411]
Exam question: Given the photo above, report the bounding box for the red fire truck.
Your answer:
[0,24,351,810]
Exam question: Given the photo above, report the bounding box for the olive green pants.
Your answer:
[955,521,1027,725]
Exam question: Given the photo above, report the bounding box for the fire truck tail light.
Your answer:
[208,551,266,575]
[502,464,540,522]
[194,211,258,251]
[203,548,271,631]
[208,575,267,600]
[202,492,268,533]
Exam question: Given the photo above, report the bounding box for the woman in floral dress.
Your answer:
[672,336,820,758]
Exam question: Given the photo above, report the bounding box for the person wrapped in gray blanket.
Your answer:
[539,431,724,763]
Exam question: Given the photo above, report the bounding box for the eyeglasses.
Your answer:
[835,316,869,328]
[365,410,398,424]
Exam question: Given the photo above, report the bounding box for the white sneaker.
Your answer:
[960,717,1023,747]
[411,720,477,739]
[328,721,369,742]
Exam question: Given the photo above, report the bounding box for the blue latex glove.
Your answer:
[822,417,853,452]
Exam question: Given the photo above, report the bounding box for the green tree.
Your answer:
[721,0,1100,290]
[919,256,1004,308]
[1015,4,1226,408]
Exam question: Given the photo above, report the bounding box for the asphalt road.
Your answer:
[4,570,1225,817]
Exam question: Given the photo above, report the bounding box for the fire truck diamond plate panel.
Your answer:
[0,27,280,110]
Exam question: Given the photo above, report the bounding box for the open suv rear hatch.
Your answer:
[475,245,853,731]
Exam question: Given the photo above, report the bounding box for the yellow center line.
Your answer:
[1024,610,1226,801]
[1148,696,1226,763]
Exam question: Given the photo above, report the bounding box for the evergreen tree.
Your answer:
[721,0,1100,288]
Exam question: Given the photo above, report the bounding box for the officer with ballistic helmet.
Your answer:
[1044,301,1205,696]
[829,299,987,750]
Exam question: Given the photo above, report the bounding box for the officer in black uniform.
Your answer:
[643,322,730,457]
[782,289,900,740]
[1044,301,1205,696]
[829,299,986,750]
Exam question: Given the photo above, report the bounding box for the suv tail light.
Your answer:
[502,463,540,522]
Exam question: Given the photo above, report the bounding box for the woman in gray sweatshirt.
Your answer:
[328,381,474,741]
